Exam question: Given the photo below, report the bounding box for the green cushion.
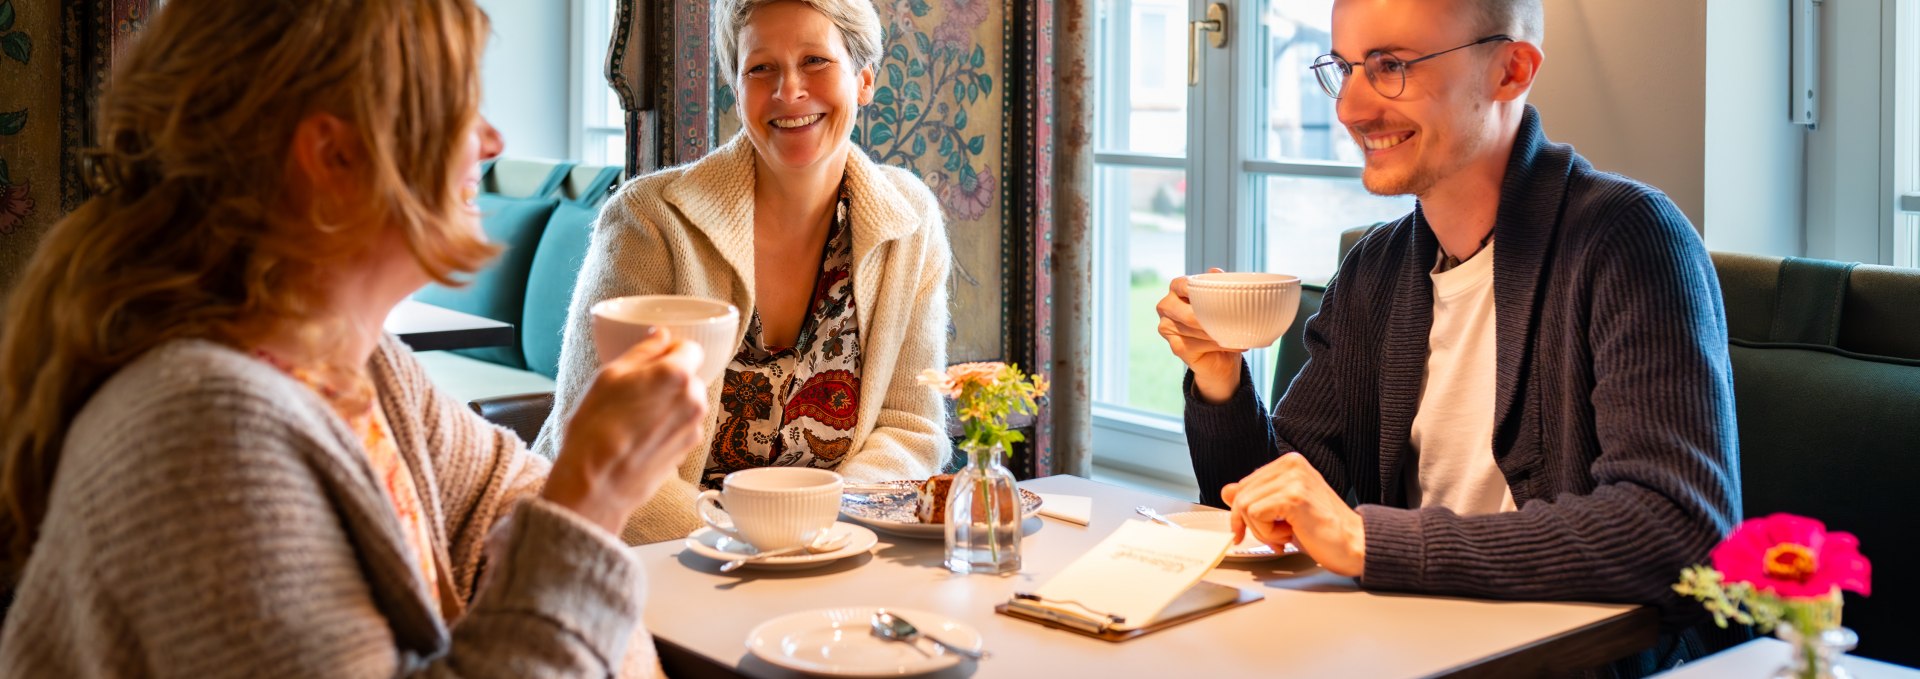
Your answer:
[411,194,558,369]
[412,350,558,405]
[521,201,598,379]
[1730,341,1920,665]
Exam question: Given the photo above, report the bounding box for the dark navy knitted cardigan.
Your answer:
[1186,107,1741,625]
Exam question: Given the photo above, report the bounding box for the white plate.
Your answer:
[746,606,983,677]
[1160,510,1300,562]
[684,522,878,571]
[839,480,1043,539]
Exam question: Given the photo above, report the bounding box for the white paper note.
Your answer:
[1031,520,1233,629]
[1035,493,1092,525]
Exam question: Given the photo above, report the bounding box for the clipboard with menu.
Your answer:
[996,520,1264,641]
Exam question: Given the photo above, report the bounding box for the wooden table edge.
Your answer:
[1424,604,1660,678]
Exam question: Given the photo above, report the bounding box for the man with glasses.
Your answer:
[1157,0,1740,673]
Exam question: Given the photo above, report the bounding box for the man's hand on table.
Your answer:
[1224,452,1366,578]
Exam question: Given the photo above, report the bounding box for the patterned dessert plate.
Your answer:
[839,480,1043,539]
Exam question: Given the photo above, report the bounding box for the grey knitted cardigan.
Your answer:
[1186,107,1741,627]
[1,336,659,677]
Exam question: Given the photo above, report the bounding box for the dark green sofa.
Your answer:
[409,158,623,441]
[1295,226,1919,664]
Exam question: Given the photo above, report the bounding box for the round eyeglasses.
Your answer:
[1310,35,1513,100]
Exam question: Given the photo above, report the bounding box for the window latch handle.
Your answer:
[1188,3,1229,86]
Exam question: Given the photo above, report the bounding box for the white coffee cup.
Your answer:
[693,467,844,552]
[1185,273,1302,350]
[590,295,738,383]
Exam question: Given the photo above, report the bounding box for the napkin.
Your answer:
[1035,492,1092,525]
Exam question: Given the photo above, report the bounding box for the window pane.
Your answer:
[1096,0,1189,156]
[1259,175,1413,282]
[601,132,625,167]
[1251,0,1363,164]
[1094,164,1190,417]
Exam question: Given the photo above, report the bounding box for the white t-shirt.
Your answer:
[1406,241,1518,515]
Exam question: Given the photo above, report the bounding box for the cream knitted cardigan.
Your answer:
[0,336,659,678]
[533,134,953,545]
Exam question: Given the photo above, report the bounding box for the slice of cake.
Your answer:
[915,474,956,523]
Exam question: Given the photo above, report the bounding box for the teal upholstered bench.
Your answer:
[410,158,622,440]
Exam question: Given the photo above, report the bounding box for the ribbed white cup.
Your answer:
[591,295,738,383]
[1186,273,1301,350]
[694,467,843,551]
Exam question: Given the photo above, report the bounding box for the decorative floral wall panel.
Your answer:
[0,0,150,292]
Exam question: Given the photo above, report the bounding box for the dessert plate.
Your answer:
[839,480,1043,539]
[746,606,983,676]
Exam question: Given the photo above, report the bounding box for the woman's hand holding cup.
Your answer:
[542,331,710,535]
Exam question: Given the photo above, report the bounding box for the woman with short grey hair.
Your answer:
[538,0,953,544]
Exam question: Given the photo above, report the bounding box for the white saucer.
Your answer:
[1160,510,1301,562]
[746,606,983,677]
[684,522,877,571]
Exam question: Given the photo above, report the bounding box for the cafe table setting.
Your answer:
[636,473,1659,679]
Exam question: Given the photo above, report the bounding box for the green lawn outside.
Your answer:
[1124,277,1190,416]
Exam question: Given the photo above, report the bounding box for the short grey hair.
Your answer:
[712,0,885,79]
[1468,0,1544,44]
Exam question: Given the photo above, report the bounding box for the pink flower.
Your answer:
[932,166,996,221]
[929,0,990,49]
[916,368,958,397]
[944,361,1005,389]
[0,182,33,236]
[1712,513,1871,599]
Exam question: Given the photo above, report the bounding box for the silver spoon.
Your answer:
[870,610,988,660]
[1134,505,1183,528]
[718,529,850,573]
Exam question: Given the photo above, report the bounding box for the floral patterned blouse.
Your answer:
[256,352,444,619]
[703,195,862,487]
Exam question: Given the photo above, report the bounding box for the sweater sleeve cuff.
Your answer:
[476,497,645,668]
[1183,360,1270,506]
[1356,504,1428,592]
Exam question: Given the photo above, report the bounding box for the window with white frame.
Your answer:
[571,0,626,166]
[1090,0,1414,488]
[1897,0,1919,267]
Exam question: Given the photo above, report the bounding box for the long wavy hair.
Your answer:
[0,0,498,581]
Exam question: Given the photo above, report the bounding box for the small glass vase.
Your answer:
[943,442,1021,575]
[1773,624,1857,679]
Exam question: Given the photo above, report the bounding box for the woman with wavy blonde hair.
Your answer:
[0,1,701,675]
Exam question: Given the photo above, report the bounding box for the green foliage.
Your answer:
[0,1,14,32]
[852,12,998,205]
[1673,565,1843,635]
[0,109,24,136]
[1,30,26,65]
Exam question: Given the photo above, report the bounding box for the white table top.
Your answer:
[1655,638,1919,678]
[382,299,513,351]
[633,475,1653,678]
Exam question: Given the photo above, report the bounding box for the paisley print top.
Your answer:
[703,196,862,487]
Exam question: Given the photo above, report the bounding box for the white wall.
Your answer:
[478,0,573,160]
[1804,0,1893,263]
[1703,0,1806,256]
[1529,0,1708,230]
